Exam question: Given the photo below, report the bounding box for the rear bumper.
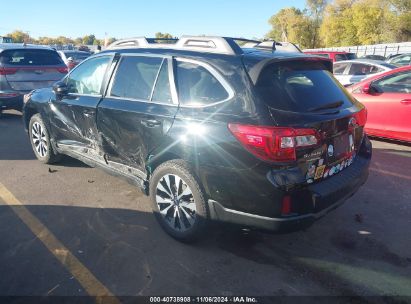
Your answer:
[208,149,370,232]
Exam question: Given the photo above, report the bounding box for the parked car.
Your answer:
[333,59,396,86]
[58,50,90,70]
[360,55,386,61]
[348,66,411,142]
[386,53,411,67]
[22,36,371,241]
[0,44,67,115]
[303,51,357,62]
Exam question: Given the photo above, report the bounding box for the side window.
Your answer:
[349,63,373,76]
[315,54,330,58]
[110,56,163,100]
[151,60,172,104]
[66,56,111,95]
[373,71,411,93]
[391,55,411,66]
[176,60,231,106]
[333,63,348,75]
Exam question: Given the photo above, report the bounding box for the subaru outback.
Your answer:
[23,36,371,241]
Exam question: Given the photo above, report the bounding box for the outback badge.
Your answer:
[328,144,334,157]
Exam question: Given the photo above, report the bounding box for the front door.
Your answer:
[49,55,113,150]
[97,54,178,174]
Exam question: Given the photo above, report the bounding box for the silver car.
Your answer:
[0,44,67,114]
[333,59,396,86]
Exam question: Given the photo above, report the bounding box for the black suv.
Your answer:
[23,36,371,241]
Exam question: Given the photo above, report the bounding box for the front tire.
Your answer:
[150,160,209,242]
[29,114,61,164]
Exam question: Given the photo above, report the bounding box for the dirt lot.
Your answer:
[0,110,410,301]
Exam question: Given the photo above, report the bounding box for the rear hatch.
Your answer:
[0,48,67,91]
[239,58,366,184]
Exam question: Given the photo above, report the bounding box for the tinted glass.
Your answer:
[391,55,411,66]
[346,53,357,60]
[64,52,90,61]
[111,56,163,100]
[66,56,111,95]
[152,60,172,104]
[315,54,330,58]
[335,54,348,61]
[373,71,411,93]
[349,63,376,75]
[176,61,229,106]
[333,63,348,74]
[256,61,353,112]
[0,49,64,66]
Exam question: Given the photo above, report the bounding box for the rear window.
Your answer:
[256,61,353,112]
[346,53,357,60]
[335,54,348,61]
[0,49,64,66]
[64,52,90,61]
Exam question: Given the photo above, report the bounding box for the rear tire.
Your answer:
[29,114,61,164]
[150,160,209,242]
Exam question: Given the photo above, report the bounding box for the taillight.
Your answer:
[353,108,367,127]
[0,67,18,75]
[228,124,319,162]
[57,67,68,74]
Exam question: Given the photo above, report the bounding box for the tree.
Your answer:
[82,34,96,45]
[305,0,327,48]
[155,32,174,39]
[266,8,313,49]
[6,30,31,43]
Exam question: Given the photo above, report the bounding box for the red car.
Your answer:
[303,51,357,62]
[348,66,411,142]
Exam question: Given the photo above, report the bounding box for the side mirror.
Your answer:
[53,81,68,96]
[362,83,371,94]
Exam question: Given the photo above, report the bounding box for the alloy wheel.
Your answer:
[31,122,48,158]
[155,174,197,232]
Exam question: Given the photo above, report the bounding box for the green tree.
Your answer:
[155,32,174,39]
[266,7,312,49]
[6,30,31,43]
[306,0,327,48]
[82,34,96,45]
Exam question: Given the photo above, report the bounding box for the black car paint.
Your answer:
[23,47,371,230]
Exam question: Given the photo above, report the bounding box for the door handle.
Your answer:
[400,99,411,105]
[141,119,161,128]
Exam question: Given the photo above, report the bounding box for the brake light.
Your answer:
[228,124,319,162]
[0,67,18,75]
[57,67,68,74]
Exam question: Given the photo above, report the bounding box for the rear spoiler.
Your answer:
[247,56,333,85]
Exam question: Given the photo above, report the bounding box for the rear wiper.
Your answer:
[308,101,343,112]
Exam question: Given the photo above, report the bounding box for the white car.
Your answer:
[57,50,90,70]
[333,59,396,86]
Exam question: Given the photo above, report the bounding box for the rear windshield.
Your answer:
[64,52,90,61]
[256,61,354,112]
[0,49,64,66]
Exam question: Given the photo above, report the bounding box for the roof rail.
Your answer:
[107,36,243,55]
[107,37,150,49]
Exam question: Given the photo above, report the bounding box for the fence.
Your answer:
[304,42,411,57]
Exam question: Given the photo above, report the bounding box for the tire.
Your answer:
[29,114,61,164]
[150,160,209,242]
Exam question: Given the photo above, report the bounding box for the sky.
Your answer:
[0,0,306,39]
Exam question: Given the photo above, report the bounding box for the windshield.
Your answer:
[0,49,64,66]
[255,61,354,112]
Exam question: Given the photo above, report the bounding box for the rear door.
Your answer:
[49,54,113,149]
[0,48,67,91]
[97,54,178,174]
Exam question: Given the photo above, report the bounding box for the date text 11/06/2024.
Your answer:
[149,297,258,303]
